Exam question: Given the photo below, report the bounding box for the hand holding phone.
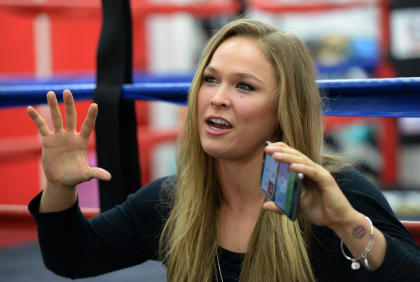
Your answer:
[259,142,303,221]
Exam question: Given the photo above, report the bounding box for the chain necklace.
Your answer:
[216,251,224,282]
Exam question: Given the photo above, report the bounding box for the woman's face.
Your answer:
[197,36,279,162]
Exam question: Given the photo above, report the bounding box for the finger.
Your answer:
[266,142,303,157]
[272,151,309,166]
[63,89,77,131]
[265,141,288,151]
[88,167,112,181]
[265,141,291,148]
[46,91,63,132]
[80,103,98,139]
[262,201,284,214]
[290,163,331,188]
[27,106,51,137]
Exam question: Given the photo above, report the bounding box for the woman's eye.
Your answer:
[203,75,217,84]
[237,82,255,91]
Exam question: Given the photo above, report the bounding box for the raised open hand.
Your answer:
[27,90,111,189]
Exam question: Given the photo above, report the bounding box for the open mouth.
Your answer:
[206,118,232,131]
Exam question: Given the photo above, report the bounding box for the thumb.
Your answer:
[89,167,112,181]
[262,201,284,215]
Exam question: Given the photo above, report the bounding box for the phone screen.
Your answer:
[260,149,303,221]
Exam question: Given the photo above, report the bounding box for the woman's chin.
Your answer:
[202,145,229,160]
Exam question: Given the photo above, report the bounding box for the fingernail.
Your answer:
[273,152,284,158]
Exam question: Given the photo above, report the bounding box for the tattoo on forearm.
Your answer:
[353,225,366,239]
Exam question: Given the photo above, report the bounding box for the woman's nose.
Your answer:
[210,84,231,108]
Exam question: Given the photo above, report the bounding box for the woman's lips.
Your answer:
[205,117,233,135]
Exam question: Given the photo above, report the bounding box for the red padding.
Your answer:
[402,221,420,247]
[1,205,419,248]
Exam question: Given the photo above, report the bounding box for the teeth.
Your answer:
[210,118,229,126]
[210,125,223,131]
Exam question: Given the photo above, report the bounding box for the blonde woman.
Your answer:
[27,19,420,281]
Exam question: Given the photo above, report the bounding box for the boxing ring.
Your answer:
[0,3,420,282]
[1,77,420,244]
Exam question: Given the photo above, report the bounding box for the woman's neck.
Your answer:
[215,155,266,253]
[215,155,266,213]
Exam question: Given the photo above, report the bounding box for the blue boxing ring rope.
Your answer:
[1,77,420,117]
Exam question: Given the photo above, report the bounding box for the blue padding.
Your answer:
[123,83,190,105]
[319,77,420,117]
[0,83,190,108]
[0,77,419,117]
[0,84,96,108]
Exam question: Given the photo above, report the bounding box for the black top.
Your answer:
[28,168,420,281]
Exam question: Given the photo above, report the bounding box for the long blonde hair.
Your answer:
[160,18,325,282]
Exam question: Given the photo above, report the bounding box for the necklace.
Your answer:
[216,251,224,282]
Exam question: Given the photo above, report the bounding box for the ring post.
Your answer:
[93,0,141,211]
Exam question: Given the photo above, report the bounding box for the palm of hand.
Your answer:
[41,130,91,187]
[27,90,111,189]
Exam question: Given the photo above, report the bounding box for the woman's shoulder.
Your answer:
[332,166,380,195]
[129,175,177,204]
[124,175,177,221]
[331,166,397,219]
[87,176,177,261]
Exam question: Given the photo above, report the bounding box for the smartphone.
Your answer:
[259,142,303,221]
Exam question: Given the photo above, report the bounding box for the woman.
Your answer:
[27,18,420,281]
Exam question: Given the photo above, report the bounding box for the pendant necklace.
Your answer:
[216,251,224,282]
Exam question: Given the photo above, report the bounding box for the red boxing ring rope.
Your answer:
[249,0,379,13]
[0,0,240,17]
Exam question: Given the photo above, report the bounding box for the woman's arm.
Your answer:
[29,176,169,278]
[328,208,386,270]
[334,169,420,281]
[263,142,420,280]
[29,193,146,278]
[27,90,111,213]
[26,90,162,278]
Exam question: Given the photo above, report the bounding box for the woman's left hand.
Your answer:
[263,142,357,229]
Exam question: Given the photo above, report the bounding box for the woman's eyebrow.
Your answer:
[204,66,217,73]
[205,66,264,85]
[236,73,263,85]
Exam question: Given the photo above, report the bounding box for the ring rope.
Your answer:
[0,77,419,117]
